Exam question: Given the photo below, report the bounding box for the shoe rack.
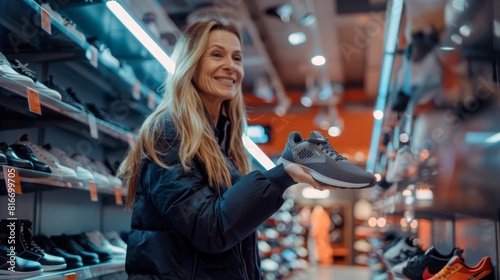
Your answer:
[366,0,500,279]
[0,0,171,278]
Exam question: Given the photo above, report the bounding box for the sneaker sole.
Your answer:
[277,157,375,189]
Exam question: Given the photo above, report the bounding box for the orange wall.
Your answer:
[246,92,375,160]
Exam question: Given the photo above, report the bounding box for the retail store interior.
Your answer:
[0,0,499,279]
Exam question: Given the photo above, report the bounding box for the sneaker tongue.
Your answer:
[308,131,327,141]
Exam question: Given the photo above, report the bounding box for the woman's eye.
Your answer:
[212,52,222,57]
[233,56,242,62]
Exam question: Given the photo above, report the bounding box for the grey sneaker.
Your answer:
[277,131,376,189]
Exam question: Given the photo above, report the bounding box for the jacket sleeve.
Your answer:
[147,161,295,254]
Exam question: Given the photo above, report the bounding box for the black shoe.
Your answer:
[70,233,113,263]
[33,235,83,269]
[0,220,67,271]
[9,144,52,173]
[50,234,100,266]
[0,244,43,278]
[0,142,34,170]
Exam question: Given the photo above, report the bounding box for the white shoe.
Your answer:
[71,154,110,188]
[0,52,35,88]
[103,231,127,249]
[9,59,61,100]
[85,231,126,259]
[44,145,94,181]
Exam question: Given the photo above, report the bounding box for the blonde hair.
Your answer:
[118,19,250,208]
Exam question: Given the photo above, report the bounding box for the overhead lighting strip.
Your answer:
[106,0,175,74]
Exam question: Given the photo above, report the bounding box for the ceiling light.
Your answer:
[288,32,307,45]
[373,110,384,119]
[300,96,313,107]
[450,34,463,45]
[440,46,455,51]
[278,4,293,22]
[311,55,326,66]
[328,126,341,137]
[298,13,316,27]
[459,25,471,37]
[242,135,276,170]
[106,0,175,73]
[485,132,500,143]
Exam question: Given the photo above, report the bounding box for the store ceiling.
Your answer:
[129,0,389,110]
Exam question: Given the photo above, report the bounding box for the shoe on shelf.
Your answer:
[0,244,43,279]
[15,134,77,178]
[403,246,464,280]
[277,131,376,189]
[9,59,62,100]
[382,237,424,267]
[69,233,113,263]
[0,219,67,272]
[9,144,52,173]
[0,142,34,170]
[43,144,94,181]
[85,231,126,258]
[103,231,127,249]
[50,234,100,266]
[32,235,83,269]
[91,159,122,188]
[71,154,110,188]
[429,256,494,280]
[0,52,35,88]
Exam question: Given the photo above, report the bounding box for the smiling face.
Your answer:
[193,29,244,110]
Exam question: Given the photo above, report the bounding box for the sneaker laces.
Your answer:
[431,265,454,280]
[21,224,44,254]
[11,60,37,81]
[308,138,347,161]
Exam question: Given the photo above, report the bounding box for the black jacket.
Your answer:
[125,116,295,279]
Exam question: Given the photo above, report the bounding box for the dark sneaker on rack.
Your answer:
[9,144,52,173]
[69,233,113,263]
[0,142,34,170]
[403,246,464,280]
[0,244,43,279]
[33,235,83,269]
[276,131,376,189]
[0,220,67,271]
[50,234,100,266]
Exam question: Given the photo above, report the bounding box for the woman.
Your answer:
[118,19,327,279]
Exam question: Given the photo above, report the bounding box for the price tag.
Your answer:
[41,7,52,35]
[148,91,156,110]
[132,82,141,100]
[27,88,42,115]
[88,45,98,68]
[64,272,77,280]
[89,181,98,202]
[126,133,136,148]
[88,115,99,140]
[114,186,123,205]
[3,166,22,194]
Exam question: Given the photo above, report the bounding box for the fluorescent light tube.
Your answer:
[242,134,276,170]
[106,0,175,74]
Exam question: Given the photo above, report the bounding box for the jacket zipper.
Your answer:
[191,250,198,280]
[239,242,250,280]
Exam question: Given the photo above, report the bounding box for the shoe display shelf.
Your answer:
[0,76,134,148]
[22,259,125,280]
[365,0,500,279]
[0,0,162,116]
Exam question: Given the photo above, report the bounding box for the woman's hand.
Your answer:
[283,163,336,191]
